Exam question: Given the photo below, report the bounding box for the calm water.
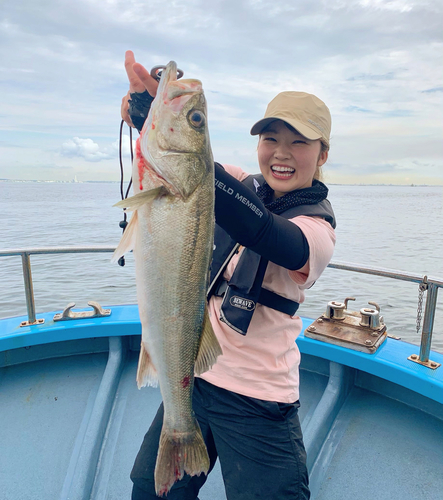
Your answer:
[1,181,442,352]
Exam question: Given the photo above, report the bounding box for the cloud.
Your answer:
[347,72,396,81]
[60,134,135,162]
[344,106,373,113]
[421,86,443,93]
[1,0,442,183]
[61,137,114,162]
[358,0,414,13]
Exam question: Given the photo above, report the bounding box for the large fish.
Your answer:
[113,61,222,496]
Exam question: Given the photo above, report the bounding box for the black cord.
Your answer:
[117,120,135,266]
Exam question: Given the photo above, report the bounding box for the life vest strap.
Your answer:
[213,280,299,317]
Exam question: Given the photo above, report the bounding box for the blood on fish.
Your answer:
[152,123,155,129]
[181,376,190,388]
[158,486,168,497]
[137,158,145,191]
[170,128,174,132]
[135,139,144,190]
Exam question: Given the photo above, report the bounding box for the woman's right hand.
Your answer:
[121,50,159,127]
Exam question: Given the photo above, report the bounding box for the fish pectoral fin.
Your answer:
[111,210,138,263]
[113,186,166,211]
[136,342,159,388]
[194,307,223,376]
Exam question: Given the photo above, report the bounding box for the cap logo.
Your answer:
[307,119,325,134]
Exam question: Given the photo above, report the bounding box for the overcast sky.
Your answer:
[1,0,442,184]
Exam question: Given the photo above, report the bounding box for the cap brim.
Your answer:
[250,117,322,141]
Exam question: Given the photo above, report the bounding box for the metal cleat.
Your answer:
[53,301,111,322]
[305,298,387,354]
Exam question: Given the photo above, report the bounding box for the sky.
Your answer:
[0,0,442,185]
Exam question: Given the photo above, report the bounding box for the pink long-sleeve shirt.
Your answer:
[198,164,336,403]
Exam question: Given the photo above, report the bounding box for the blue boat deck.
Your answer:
[1,307,442,499]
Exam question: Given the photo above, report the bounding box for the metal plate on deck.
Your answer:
[305,311,387,354]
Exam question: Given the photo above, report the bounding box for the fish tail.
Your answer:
[154,420,209,497]
[136,342,158,388]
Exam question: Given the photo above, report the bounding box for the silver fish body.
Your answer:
[113,62,221,496]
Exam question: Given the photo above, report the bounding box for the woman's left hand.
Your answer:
[121,50,159,127]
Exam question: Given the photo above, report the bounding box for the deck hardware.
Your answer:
[305,298,387,354]
[359,302,382,329]
[326,301,344,320]
[53,302,111,322]
[409,278,441,370]
[407,354,441,370]
[344,297,356,309]
[20,318,45,327]
[415,276,427,336]
[325,297,356,320]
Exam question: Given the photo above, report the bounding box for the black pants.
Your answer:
[131,378,310,500]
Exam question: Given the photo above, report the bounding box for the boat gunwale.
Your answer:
[1,246,442,405]
[1,306,442,405]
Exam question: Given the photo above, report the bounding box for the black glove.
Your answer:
[128,91,154,132]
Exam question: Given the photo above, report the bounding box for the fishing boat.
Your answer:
[1,246,442,500]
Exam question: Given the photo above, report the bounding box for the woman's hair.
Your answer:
[259,120,329,182]
[315,141,329,182]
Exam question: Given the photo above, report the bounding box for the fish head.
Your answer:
[139,61,213,199]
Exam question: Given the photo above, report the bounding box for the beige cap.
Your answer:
[250,91,331,147]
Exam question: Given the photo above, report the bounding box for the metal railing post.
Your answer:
[21,252,36,325]
[419,283,438,363]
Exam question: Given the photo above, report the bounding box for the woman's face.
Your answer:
[257,120,328,198]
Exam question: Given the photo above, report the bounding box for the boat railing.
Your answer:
[1,247,442,368]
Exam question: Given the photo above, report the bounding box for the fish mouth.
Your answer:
[167,79,202,100]
[271,165,295,179]
[166,83,203,114]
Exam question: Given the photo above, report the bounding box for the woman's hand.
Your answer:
[121,50,159,127]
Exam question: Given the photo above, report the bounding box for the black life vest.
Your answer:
[207,173,336,335]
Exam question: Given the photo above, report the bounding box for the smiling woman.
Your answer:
[257,121,327,196]
[252,91,331,197]
[121,52,336,500]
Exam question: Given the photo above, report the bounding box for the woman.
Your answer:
[121,51,336,500]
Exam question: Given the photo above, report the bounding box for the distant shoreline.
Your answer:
[0,179,120,184]
[1,179,441,187]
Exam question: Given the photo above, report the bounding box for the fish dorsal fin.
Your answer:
[111,210,138,263]
[194,307,222,376]
[113,187,166,211]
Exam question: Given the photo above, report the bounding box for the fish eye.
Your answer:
[188,110,205,128]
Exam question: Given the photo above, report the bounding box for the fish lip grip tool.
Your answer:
[150,65,184,82]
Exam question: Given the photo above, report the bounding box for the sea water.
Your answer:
[1,181,442,352]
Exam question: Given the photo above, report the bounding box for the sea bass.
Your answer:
[113,61,222,496]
